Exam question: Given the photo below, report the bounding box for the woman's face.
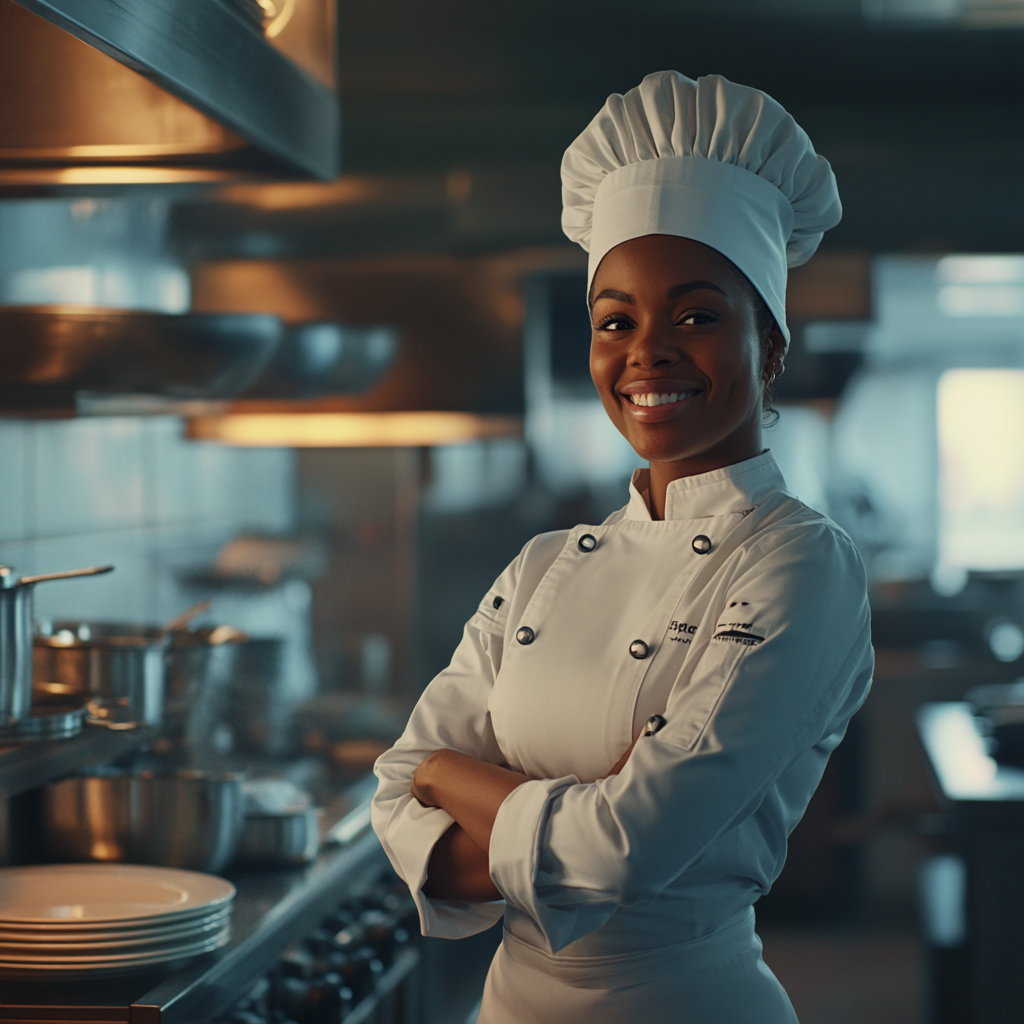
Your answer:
[589,234,786,472]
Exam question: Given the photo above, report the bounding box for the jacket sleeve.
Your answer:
[371,547,522,939]
[488,522,874,952]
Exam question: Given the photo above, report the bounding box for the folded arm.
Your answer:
[413,741,638,901]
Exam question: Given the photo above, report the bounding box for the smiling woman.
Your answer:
[589,235,786,517]
[372,71,874,1024]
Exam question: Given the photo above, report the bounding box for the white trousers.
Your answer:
[477,913,798,1024]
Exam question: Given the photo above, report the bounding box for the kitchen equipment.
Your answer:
[234,779,320,868]
[224,637,293,754]
[241,322,398,399]
[0,564,113,741]
[965,680,1024,768]
[0,932,231,977]
[0,0,337,191]
[164,599,213,633]
[0,307,282,403]
[164,624,248,761]
[0,907,232,944]
[3,704,88,742]
[235,807,321,868]
[180,550,320,755]
[0,863,234,977]
[42,769,246,873]
[34,621,169,729]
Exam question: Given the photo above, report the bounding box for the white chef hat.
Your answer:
[561,71,841,342]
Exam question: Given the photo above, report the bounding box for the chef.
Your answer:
[372,71,873,1023]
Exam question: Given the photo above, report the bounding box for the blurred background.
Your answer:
[2,1,1024,1022]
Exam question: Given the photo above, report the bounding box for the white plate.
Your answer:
[0,906,231,944]
[0,864,234,926]
[0,926,230,968]
[0,901,231,933]
[0,911,231,952]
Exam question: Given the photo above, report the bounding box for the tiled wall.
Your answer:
[0,417,294,625]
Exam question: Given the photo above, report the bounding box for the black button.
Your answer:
[692,535,712,555]
[629,640,649,660]
[643,714,667,737]
[492,596,504,609]
[578,534,597,553]
[516,626,535,645]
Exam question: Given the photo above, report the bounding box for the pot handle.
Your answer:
[19,564,115,586]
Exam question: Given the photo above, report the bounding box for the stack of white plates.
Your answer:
[0,863,235,977]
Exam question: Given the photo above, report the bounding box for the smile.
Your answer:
[627,391,699,407]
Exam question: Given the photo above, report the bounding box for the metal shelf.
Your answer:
[0,785,388,1023]
[0,726,153,801]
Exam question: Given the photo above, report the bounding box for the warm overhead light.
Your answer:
[0,167,252,188]
[215,177,378,211]
[186,411,523,447]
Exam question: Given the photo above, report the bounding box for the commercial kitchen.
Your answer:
[1,2,1024,1022]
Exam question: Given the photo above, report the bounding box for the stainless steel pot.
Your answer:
[233,806,321,868]
[0,565,113,740]
[42,769,246,873]
[224,637,289,754]
[164,625,246,758]
[34,622,169,729]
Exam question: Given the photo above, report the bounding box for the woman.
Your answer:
[372,71,873,1023]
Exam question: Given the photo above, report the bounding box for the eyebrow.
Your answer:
[590,280,728,307]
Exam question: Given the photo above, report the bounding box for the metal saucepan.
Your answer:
[220,637,289,755]
[233,807,321,867]
[163,624,248,758]
[34,621,169,729]
[0,565,113,738]
[42,769,246,873]
[232,780,320,868]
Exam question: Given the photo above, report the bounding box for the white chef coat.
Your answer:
[372,451,873,1023]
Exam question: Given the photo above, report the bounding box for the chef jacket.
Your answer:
[372,451,873,961]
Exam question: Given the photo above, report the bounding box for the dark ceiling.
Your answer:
[173,2,1024,261]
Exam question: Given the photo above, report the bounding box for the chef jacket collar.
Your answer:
[625,450,786,521]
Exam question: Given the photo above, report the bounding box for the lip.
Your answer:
[617,378,704,423]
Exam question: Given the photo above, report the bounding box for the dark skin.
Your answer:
[590,234,786,519]
[415,233,786,901]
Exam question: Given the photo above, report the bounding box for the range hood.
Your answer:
[0,0,338,190]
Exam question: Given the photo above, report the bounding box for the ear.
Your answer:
[764,321,787,370]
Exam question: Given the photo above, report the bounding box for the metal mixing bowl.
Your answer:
[42,769,245,873]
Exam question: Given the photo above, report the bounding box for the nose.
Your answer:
[627,320,683,369]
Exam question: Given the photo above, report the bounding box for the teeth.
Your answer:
[630,391,691,407]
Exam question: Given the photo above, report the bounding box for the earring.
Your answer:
[763,360,785,388]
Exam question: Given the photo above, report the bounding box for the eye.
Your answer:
[677,310,719,326]
[594,314,634,332]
